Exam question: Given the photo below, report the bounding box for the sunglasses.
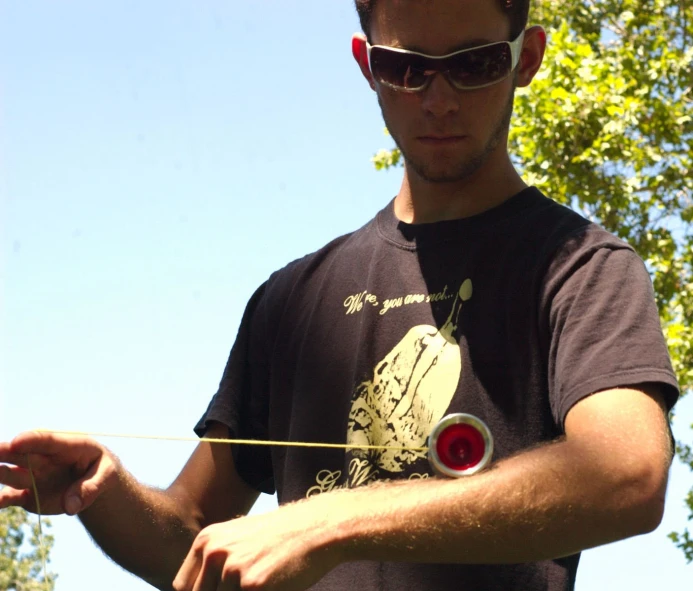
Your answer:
[367,30,525,92]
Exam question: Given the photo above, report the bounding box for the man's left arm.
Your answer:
[172,384,672,590]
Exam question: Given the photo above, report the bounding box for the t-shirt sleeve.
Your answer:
[544,230,680,429]
[194,282,275,494]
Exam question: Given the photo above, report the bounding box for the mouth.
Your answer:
[417,135,467,145]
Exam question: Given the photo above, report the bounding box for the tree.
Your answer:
[0,507,55,591]
[372,0,693,561]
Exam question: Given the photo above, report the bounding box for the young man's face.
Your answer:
[366,0,522,184]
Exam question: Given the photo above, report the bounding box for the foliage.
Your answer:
[371,0,693,561]
[372,129,403,171]
[0,507,55,591]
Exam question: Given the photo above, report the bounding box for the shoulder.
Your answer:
[521,188,632,256]
[251,214,380,320]
[264,215,380,297]
[544,223,644,302]
[522,189,641,280]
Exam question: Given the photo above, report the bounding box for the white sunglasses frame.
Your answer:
[366,30,526,92]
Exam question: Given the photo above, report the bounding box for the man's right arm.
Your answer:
[0,422,259,591]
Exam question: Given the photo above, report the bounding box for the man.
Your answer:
[0,1,679,590]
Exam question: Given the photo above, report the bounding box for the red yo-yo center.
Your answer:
[435,422,486,471]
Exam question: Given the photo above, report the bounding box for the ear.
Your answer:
[352,33,376,91]
[515,26,547,88]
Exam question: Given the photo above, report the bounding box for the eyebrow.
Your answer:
[391,38,495,54]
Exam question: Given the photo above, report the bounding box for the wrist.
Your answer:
[78,450,124,518]
[301,489,372,565]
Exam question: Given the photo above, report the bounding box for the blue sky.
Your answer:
[1,1,691,589]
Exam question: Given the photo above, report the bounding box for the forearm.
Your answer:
[79,462,199,590]
[317,437,666,565]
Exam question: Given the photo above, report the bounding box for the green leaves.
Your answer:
[516,0,693,562]
[372,0,693,562]
[0,507,55,591]
[371,128,402,171]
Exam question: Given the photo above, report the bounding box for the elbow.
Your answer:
[616,457,670,536]
[633,475,667,535]
[630,494,665,536]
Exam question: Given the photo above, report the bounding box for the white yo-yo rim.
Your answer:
[428,413,494,478]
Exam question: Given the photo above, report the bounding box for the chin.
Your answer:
[408,155,486,184]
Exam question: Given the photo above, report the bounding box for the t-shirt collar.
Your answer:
[375,187,546,249]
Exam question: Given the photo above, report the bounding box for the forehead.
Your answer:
[370,0,510,54]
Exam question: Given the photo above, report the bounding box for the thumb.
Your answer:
[63,455,113,516]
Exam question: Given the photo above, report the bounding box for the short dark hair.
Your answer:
[354,0,530,42]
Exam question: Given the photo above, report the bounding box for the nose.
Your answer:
[420,72,460,118]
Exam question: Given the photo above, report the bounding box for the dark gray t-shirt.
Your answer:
[196,187,679,591]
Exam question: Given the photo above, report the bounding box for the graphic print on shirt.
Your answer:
[306,279,473,497]
[346,278,472,476]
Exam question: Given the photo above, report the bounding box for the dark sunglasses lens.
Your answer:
[446,43,512,88]
[370,48,431,90]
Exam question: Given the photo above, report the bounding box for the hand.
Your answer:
[0,431,118,516]
[173,500,341,591]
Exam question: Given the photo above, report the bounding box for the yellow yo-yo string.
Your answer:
[27,455,49,589]
[24,428,429,586]
[36,430,429,452]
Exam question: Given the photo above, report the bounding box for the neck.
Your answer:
[393,151,527,224]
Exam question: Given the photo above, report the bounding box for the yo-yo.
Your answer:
[428,413,493,478]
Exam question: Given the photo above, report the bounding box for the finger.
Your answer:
[192,551,224,591]
[173,538,205,591]
[63,453,113,515]
[0,465,32,490]
[9,431,87,456]
[0,446,31,468]
[216,568,239,591]
[0,486,31,510]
